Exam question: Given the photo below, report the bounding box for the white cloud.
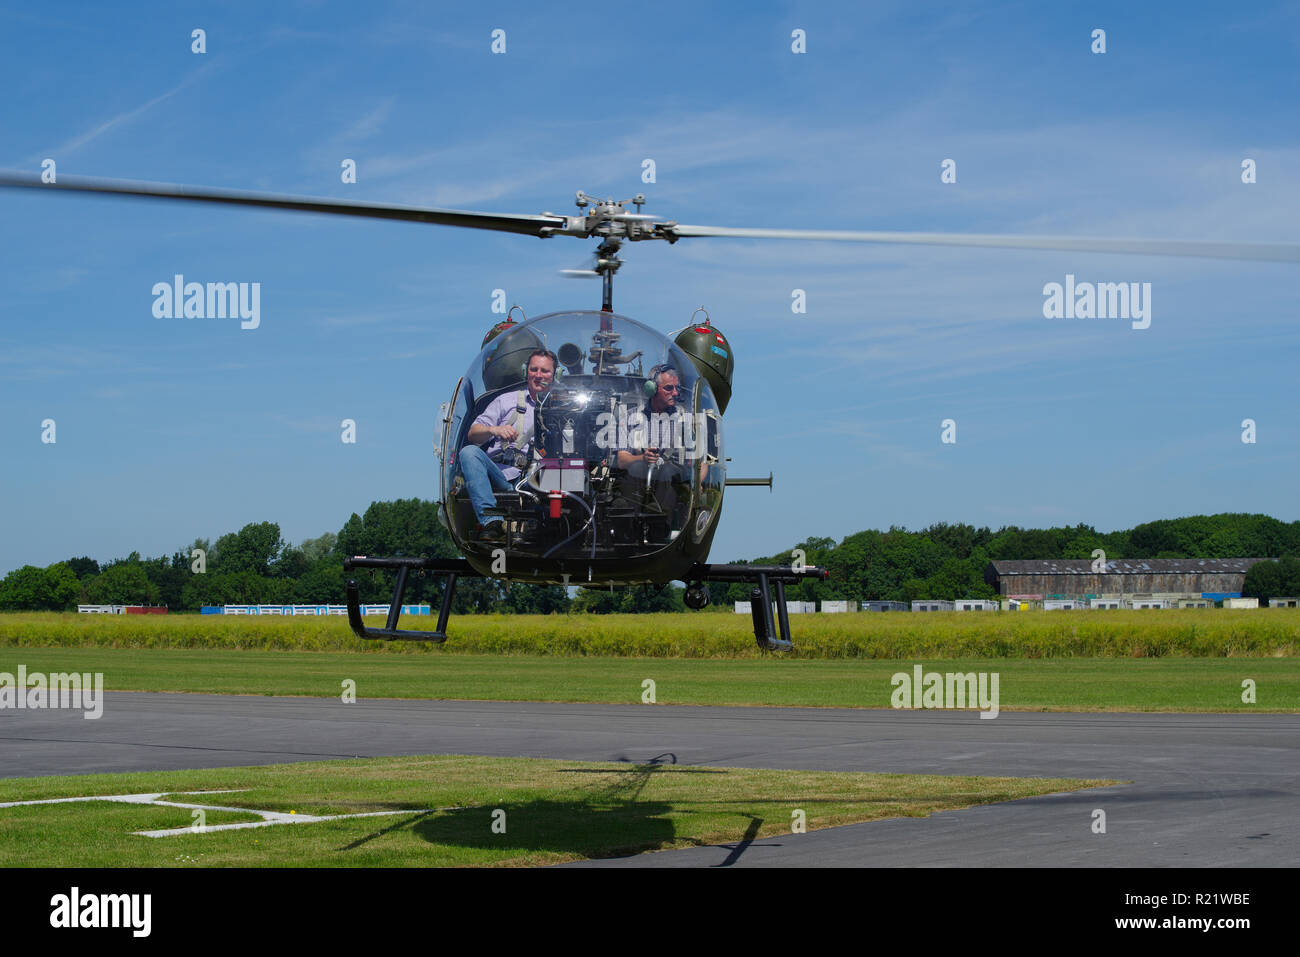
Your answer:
[35,66,214,161]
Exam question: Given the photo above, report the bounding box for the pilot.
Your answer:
[617,365,683,472]
[460,348,557,542]
[616,365,693,532]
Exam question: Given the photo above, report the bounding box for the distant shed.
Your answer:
[861,601,908,612]
[911,600,954,612]
[986,559,1267,598]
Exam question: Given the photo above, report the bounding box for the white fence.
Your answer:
[215,604,430,616]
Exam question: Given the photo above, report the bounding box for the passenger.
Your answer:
[460,348,556,541]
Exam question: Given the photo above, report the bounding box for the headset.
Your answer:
[522,348,560,380]
[644,363,681,397]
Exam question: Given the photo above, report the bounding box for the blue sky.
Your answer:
[2,0,1298,576]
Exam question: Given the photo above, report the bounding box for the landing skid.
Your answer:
[686,563,829,651]
[343,556,478,642]
[342,557,827,650]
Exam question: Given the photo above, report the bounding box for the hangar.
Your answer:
[984,558,1268,601]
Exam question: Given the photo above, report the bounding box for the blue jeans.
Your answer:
[459,445,512,525]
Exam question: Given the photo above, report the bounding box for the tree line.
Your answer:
[2,505,1298,613]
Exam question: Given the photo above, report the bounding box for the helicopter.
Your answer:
[4,172,1298,649]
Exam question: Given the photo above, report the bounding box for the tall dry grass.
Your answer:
[1,609,1297,658]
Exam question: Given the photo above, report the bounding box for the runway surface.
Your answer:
[2,693,1295,866]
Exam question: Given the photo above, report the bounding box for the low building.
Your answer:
[911,600,954,612]
[1269,597,1299,608]
[821,600,851,613]
[1089,598,1122,609]
[735,601,815,615]
[861,601,908,612]
[1178,598,1212,608]
[1224,597,1259,609]
[1128,598,1173,610]
[954,599,998,611]
[1043,599,1082,610]
[986,558,1268,598]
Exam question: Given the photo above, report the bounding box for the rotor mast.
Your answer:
[594,237,621,312]
[568,191,642,313]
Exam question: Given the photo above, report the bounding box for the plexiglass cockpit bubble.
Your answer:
[442,311,724,565]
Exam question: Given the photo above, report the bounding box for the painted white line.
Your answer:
[136,808,437,838]
[2,789,446,838]
[0,792,168,808]
[0,789,250,809]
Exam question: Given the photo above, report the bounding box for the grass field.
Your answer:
[2,608,1298,657]
[0,612,1280,868]
[2,647,1294,710]
[0,755,1110,867]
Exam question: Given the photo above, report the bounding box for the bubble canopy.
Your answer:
[441,311,725,573]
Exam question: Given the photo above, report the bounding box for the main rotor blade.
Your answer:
[667,224,1300,264]
[0,171,567,237]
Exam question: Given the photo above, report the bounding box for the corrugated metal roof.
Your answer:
[989,558,1270,575]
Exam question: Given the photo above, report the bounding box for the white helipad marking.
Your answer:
[0,789,249,809]
[135,808,437,837]
[0,790,437,837]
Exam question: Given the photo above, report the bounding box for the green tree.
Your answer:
[572,584,684,613]
[211,522,284,575]
[274,546,311,580]
[0,564,80,610]
[300,532,338,562]
[337,500,452,558]
[64,556,100,580]
[289,558,347,604]
[86,564,159,605]
[495,584,571,614]
[452,578,506,613]
[336,500,460,606]
[1242,557,1300,601]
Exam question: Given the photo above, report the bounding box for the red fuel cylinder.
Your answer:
[549,491,563,518]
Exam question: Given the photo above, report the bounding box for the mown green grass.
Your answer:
[3,608,1298,657]
[2,647,1294,710]
[0,755,1110,867]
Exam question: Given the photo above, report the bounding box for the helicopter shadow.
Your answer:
[402,755,735,860]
